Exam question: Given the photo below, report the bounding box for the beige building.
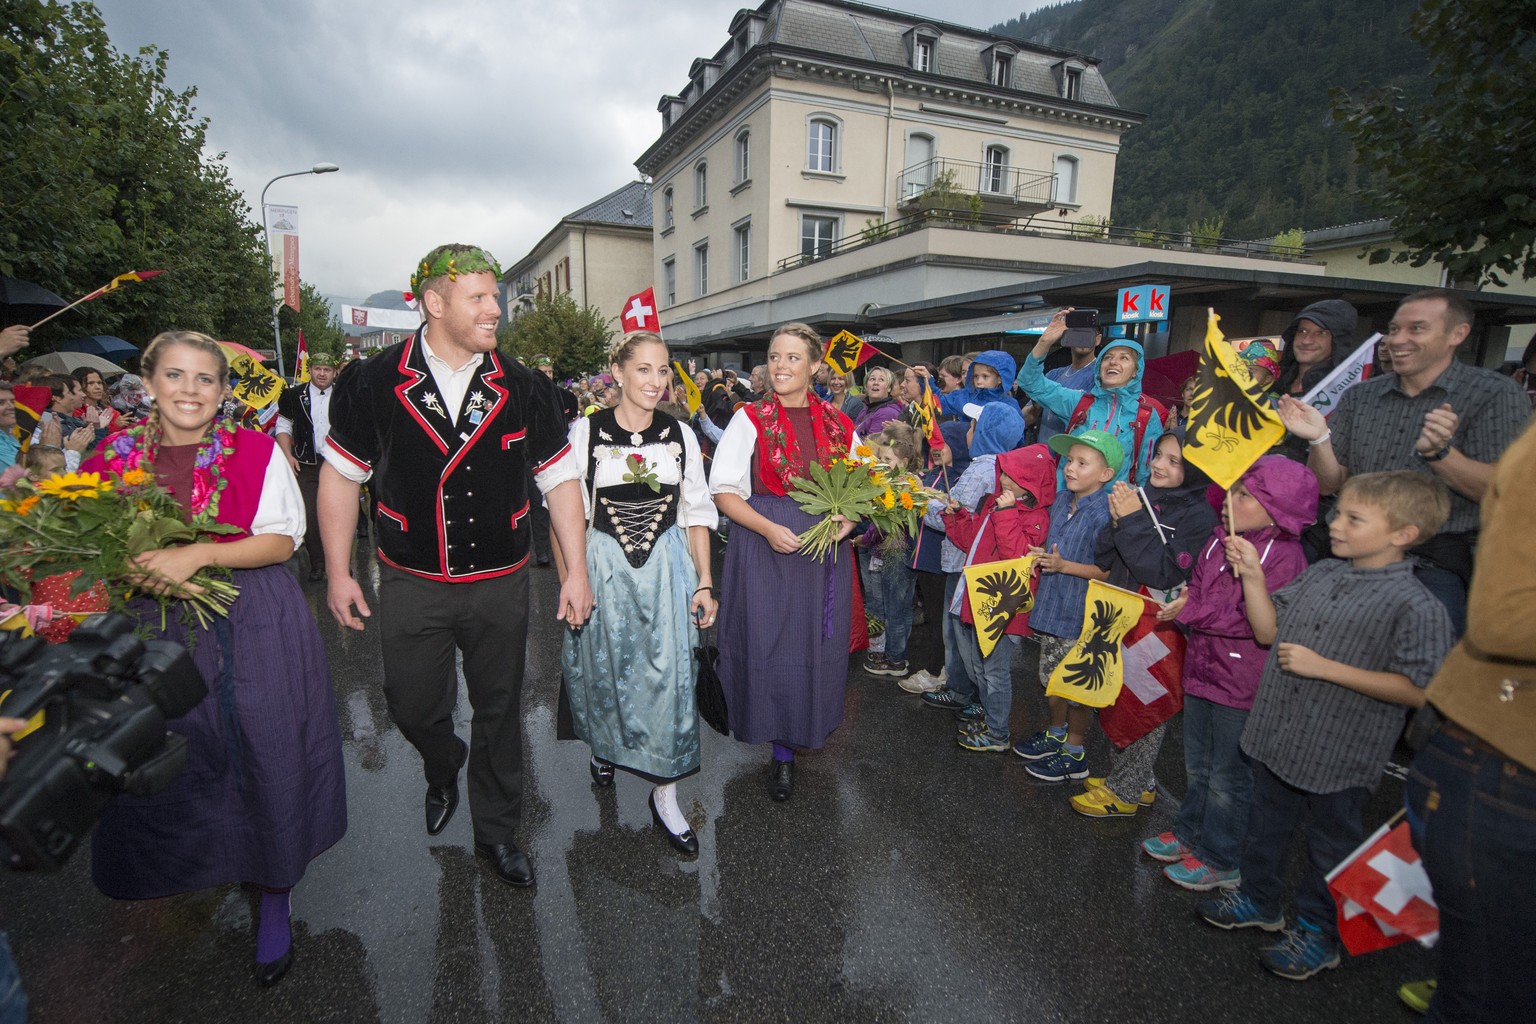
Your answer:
[504,180,654,332]
[1302,220,1535,361]
[632,0,1325,355]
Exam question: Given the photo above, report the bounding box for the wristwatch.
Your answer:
[1417,442,1453,463]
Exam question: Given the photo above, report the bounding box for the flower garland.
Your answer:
[99,417,238,526]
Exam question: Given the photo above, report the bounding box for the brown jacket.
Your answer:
[1425,418,1536,770]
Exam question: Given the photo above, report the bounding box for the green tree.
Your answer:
[1,0,271,349]
[497,291,613,379]
[276,280,346,364]
[1335,0,1535,284]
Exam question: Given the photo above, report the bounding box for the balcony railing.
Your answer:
[775,209,1309,272]
[897,157,1057,206]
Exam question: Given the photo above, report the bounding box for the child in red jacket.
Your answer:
[942,444,1057,752]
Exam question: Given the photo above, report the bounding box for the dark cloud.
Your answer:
[94,0,1045,297]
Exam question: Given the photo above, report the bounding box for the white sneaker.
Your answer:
[898,669,945,694]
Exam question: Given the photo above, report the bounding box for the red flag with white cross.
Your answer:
[1326,819,1439,955]
[620,288,661,334]
[1099,601,1185,748]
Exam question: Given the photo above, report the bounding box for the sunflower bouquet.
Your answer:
[787,445,944,562]
[0,469,242,630]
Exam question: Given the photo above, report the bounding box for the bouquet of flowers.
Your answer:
[787,445,943,562]
[0,469,242,630]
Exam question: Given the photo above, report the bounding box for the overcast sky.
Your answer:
[95,0,1052,303]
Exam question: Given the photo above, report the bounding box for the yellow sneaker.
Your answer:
[1398,980,1435,1014]
[1071,785,1140,818]
[1083,777,1156,806]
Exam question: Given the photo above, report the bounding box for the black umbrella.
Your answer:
[0,275,70,327]
[61,335,139,364]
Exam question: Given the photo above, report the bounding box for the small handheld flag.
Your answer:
[1045,581,1146,708]
[28,270,167,329]
[1327,818,1439,955]
[673,361,701,416]
[294,330,311,385]
[1183,310,1287,489]
[823,330,876,375]
[963,556,1037,657]
[621,288,661,334]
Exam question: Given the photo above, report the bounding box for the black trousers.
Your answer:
[377,565,531,844]
[294,460,326,572]
[1240,761,1369,942]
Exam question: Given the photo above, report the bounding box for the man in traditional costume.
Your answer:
[319,244,593,888]
[276,351,341,581]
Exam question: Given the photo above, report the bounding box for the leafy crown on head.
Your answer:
[411,244,504,295]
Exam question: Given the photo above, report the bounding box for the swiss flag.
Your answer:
[620,288,661,334]
[1099,600,1185,748]
[1326,820,1439,956]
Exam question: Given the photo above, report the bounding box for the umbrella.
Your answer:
[218,341,267,364]
[60,335,139,365]
[0,275,71,327]
[20,351,126,377]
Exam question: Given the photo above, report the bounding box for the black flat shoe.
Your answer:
[770,759,794,802]
[254,946,293,987]
[474,841,535,887]
[307,568,325,583]
[649,792,699,856]
[589,759,614,787]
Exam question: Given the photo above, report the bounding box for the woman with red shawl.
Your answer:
[710,323,859,802]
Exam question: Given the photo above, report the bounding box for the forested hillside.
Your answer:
[994,0,1431,239]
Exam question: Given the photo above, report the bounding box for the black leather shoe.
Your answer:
[649,791,699,856]
[589,758,614,787]
[770,759,794,802]
[425,741,468,836]
[254,946,293,987]
[425,783,458,836]
[474,842,535,887]
[307,568,326,583]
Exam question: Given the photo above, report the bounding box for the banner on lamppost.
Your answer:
[265,204,300,312]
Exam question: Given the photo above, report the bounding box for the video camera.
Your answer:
[0,614,206,872]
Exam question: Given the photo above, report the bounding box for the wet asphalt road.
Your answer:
[0,548,1432,1023]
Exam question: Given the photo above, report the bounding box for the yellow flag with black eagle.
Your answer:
[963,555,1037,658]
[1045,581,1146,708]
[1183,309,1287,489]
[228,353,286,410]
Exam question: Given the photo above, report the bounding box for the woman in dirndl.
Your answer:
[559,331,718,856]
[710,323,859,802]
[83,331,346,987]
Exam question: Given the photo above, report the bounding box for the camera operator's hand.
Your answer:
[0,717,29,782]
[131,544,210,596]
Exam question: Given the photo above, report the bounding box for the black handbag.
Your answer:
[694,628,730,736]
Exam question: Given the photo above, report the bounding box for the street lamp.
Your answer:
[260,162,340,378]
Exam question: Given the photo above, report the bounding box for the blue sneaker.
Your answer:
[954,702,985,724]
[921,688,969,711]
[1196,889,1284,931]
[1164,856,1241,892]
[1025,747,1089,781]
[957,724,1008,752]
[1012,730,1066,761]
[1259,919,1341,980]
[1140,832,1193,863]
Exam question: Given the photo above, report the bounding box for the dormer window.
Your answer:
[1064,66,1082,100]
[984,42,1018,89]
[904,24,942,73]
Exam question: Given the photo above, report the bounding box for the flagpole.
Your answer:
[28,286,111,329]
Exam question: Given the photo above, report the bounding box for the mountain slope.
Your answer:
[995,0,1430,238]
